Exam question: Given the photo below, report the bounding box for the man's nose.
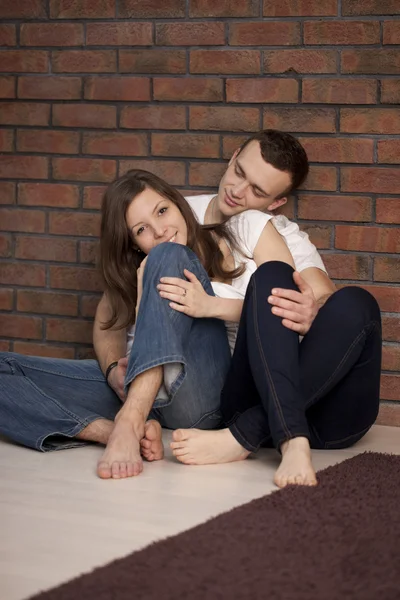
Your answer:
[231,180,248,198]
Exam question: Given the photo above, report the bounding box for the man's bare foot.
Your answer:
[274,436,317,488]
[170,428,250,465]
[140,420,164,462]
[97,418,143,479]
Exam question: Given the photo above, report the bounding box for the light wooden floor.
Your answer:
[1,425,400,600]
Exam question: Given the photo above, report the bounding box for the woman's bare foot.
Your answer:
[274,436,317,488]
[170,428,250,465]
[140,420,164,461]
[97,418,143,479]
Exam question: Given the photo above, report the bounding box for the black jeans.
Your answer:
[221,261,382,452]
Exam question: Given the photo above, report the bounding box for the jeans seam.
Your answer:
[125,355,185,388]
[5,358,106,383]
[252,277,291,440]
[36,420,93,452]
[324,424,372,449]
[304,320,380,409]
[229,422,258,453]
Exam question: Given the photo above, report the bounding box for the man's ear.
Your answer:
[228,148,240,166]
[267,197,287,211]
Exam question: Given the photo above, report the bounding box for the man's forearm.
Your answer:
[93,295,127,374]
[316,292,334,310]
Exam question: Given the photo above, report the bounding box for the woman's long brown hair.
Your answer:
[100,169,245,330]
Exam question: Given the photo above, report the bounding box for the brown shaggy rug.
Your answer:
[31,452,400,600]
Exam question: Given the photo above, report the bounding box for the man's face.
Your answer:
[216,141,291,218]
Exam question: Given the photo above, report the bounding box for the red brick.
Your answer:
[222,135,250,159]
[50,0,115,18]
[275,198,296,220]
[335,226,400,253]
[376,404,400,427]
[0,102,49,126]
[120,106,185,130]
[17,130,80,154]
[154,78,223,102]
[300,225,332,249]
[53,104,116,129]
[49,266,103,292]
[80,295,101,318]
[341,108,400,134]
[79,240,99,264]
[0,25,16,46]
[0,75,15,98]
[298,166,337,192]
[0,314,42,339]
[118,160,186,187]
[118,0,185,18]
[382,316,400,343]
[304,21,379,45]
[376,198,400,225]
[83,131,148,156]
[302,78,377,104]
[299,137,373,164]
[341,168,400,194]
[52,51,116,73]
[53,158,116,183]
[0,234,12,257]
[0,182,16,205]
[190,0,257,16]
[0,262,45,287]
[120,50,186,74]
[152,133,220,159]
[76,346,96,359]
[0,341,11,351]
[0,129,13,152]
[0,289,13,310]
[86,22,152,46]
[321,253,369,280]
[263,107,336,133]
[0,0,46,18]
[20,23,84,47]
[230,21,300,46]
[191,50,260,75]
[298,195,372,222]
[264,49,336,74]
[0,156,48,179]
[0,208,45,233]
[342,0,400,15]
[227,78,298,103]
[377,140,400,164]
[342,49,400,75]
[263,0,337,16]
[156,23,225,46]
[345,284,400,312]
[0,50,48,73]
[383,21,400,45]
[15,236,77,262]
[18,76,81,100]
[189,106,259,132]
[49,212,101,237]
[374,257,400,283]
[380,374,400,402]
[46,318,93,344]
[17,290,78,316]
[83,186,107,210]
[381,80,400,104]
[189,162,227,187]
[84,76,150,102]
[18,183,79,208]
[13,342,75,359]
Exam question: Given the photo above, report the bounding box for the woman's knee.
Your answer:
[146,242,195,270]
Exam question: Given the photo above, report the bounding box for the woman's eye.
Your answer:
[137,226,145,236]
[159,207,168,215]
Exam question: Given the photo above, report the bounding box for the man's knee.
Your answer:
[252,261,296,292]
[329,286,381,324]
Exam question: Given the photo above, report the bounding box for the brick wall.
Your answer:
[0,0,399,425]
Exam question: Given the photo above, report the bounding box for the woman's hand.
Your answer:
[157,269,213,318]
[136,255,148,316]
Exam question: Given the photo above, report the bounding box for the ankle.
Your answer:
[281,436,310,455]
[116,405,146,437]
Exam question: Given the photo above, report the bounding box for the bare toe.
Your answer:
[97,461,112,479]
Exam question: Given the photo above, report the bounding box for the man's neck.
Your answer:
[204,194,224,225]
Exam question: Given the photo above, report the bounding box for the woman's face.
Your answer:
[126,186,188,255]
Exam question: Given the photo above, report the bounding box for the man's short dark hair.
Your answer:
[237,130,309,197]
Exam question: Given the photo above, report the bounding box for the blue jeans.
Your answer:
[0,243,231,451]
[221,262,382,452]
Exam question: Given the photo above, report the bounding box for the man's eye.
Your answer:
[253,190,263,198]
[235,167,243,178]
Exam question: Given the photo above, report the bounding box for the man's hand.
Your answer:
[157,269,213,318]
[268,271,318,335]
[107,356,128,401]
